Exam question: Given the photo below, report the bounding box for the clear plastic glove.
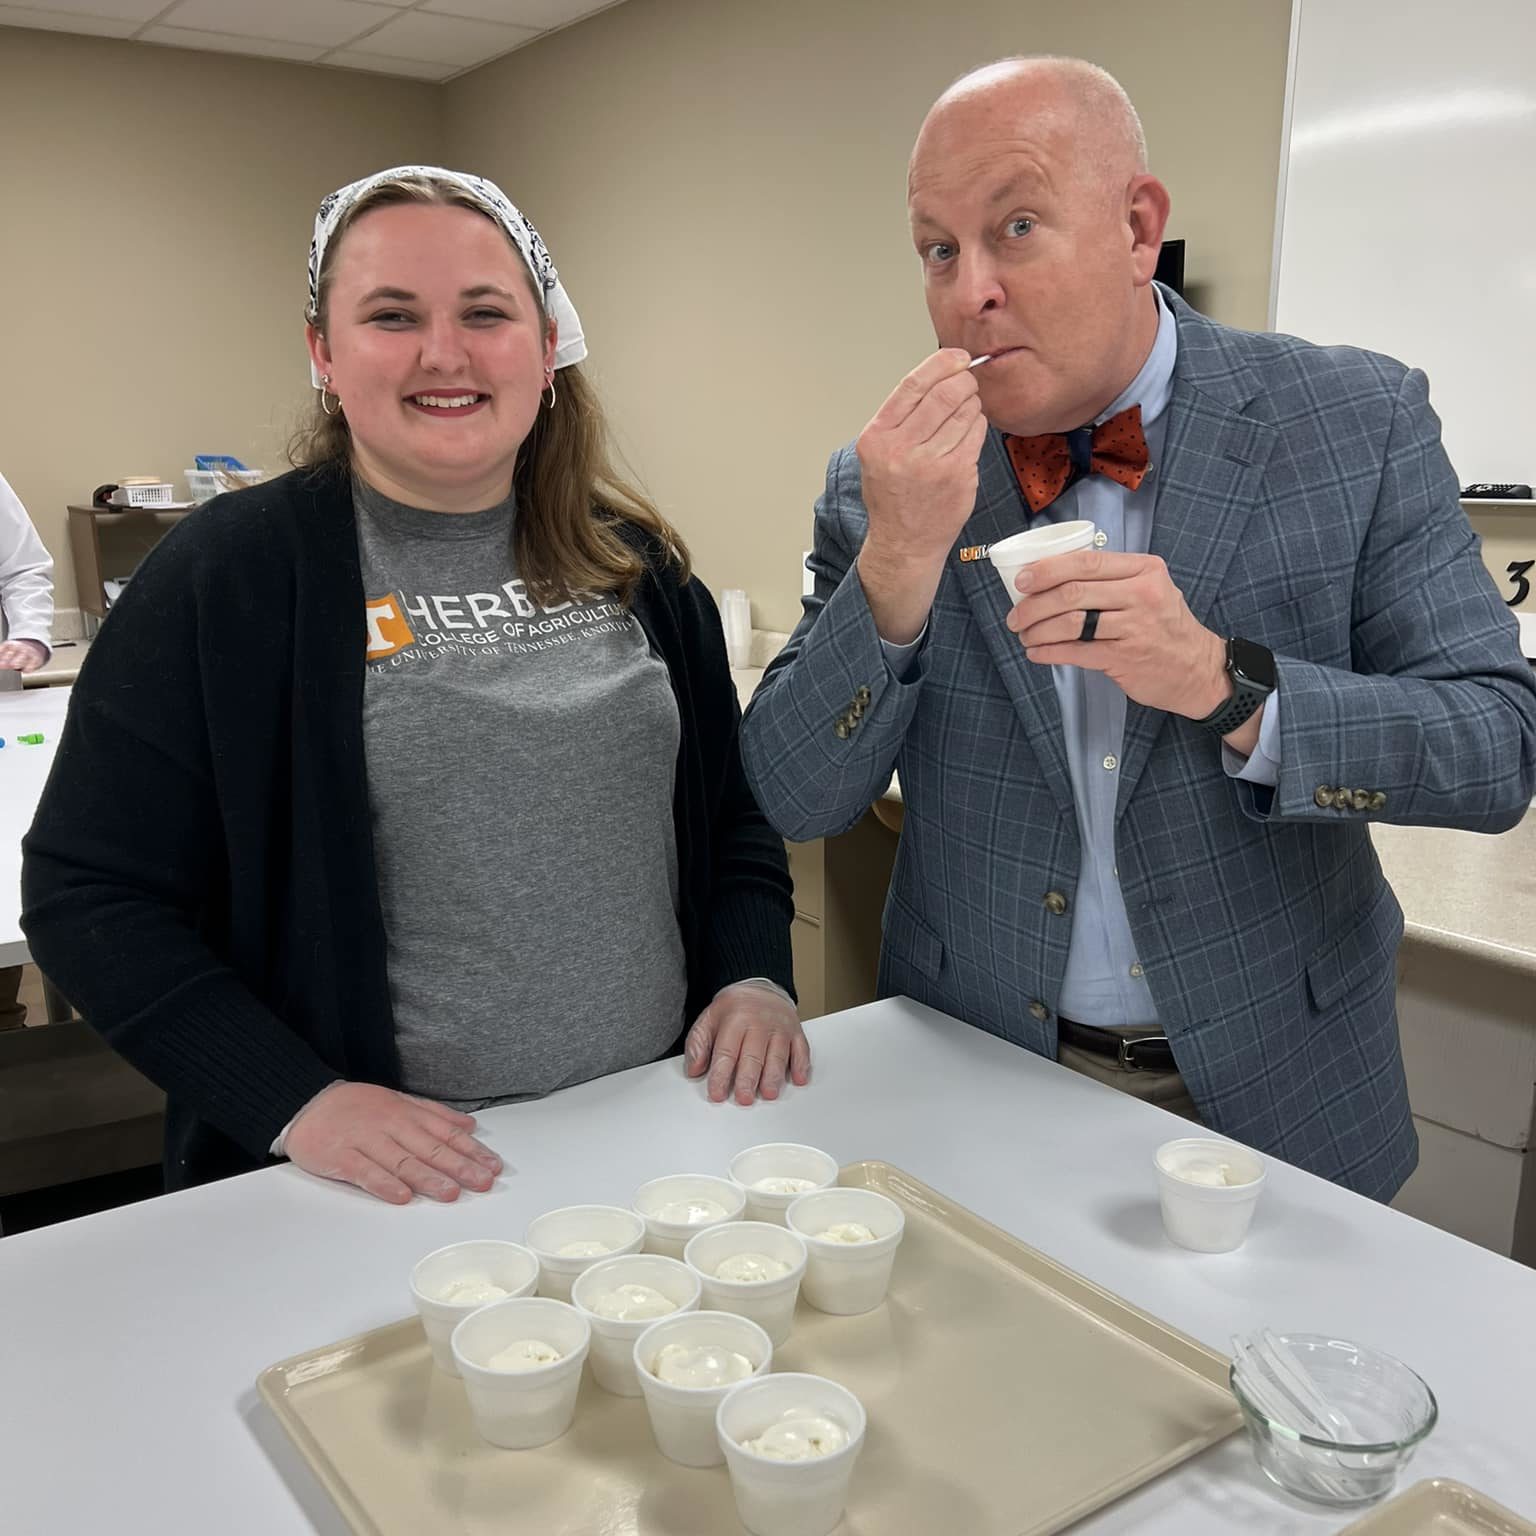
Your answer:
[283,1081,503,1205]
[0,639,47,672]
[685,981,811,1105]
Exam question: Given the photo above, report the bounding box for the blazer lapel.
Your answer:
[955,431,1078,816]
[1114,303,1279,820]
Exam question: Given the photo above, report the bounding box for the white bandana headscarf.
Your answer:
[307,165,586,388]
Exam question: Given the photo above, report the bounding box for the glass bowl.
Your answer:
[1229,1333,1438,1507]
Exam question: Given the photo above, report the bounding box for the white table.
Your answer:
[0,685,68,966]
[0,997,1530,1535]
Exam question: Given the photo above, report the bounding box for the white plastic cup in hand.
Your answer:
[570,1253,702,1397]
[717,1373,868,1536]
[633,1309,772,1467]
[525,1204,646,1301]
[409,1239,541,1375]
[632,1174,747,1258]
[987,519,1099,601]
[786,1188,905,1315]
[450,1296,590,1449]
[684,1221,808,1347]
[729,1143,839,1225]
[1154,1137,1267,1253]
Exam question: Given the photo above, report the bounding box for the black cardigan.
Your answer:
[21,468,795,1189]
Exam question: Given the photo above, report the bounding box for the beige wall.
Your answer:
[1,3,1290,627]
[0,28,443,615]
[444,0,1293,630]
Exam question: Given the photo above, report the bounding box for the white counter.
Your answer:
[0,997,1531,1535]
[0,686,69,966]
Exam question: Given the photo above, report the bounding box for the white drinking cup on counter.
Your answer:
[729,1143,839,1225]
[785,1188,905,1315]
[525,1204,647,1300]
[632,1173,747,1258]
[685,1221,808,1346]
[717,1372,868,1536]
[1154,1137,1267,1253]
[570,1253,702,1396]
[451,1296,590,1449]
[408,1240,541,1375]
[633,1309,772,1467]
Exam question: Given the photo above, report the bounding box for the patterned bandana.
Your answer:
[306,165,586,387]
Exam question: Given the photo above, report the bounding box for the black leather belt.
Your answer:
[1057,1018,1177,1073]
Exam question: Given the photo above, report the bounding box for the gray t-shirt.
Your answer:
[354,478,686,1108]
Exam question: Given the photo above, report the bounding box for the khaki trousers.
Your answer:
[1056,1026,1201,1122]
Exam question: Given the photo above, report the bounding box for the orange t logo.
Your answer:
[363,595,415,660]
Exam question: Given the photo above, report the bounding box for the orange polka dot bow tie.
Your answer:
[1005,403,1151,515]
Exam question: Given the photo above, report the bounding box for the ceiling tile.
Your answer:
[0,0,165,19]
[419,0,609,29]
[345,8,535,67]
[141,24,325,61]
[0,5,138,35]
[324,48,456,80]
[154,0,398,49]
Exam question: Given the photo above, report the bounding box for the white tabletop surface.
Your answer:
[0,996,1530,1535]
[0,684,68,967]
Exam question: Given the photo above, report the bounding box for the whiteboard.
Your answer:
[1271,0,1536,486]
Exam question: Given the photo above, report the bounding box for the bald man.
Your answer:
[740,57,1536,1200]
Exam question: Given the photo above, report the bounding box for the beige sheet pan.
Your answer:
[1339,1479,1536,1536]
[258,1160,1242,1534]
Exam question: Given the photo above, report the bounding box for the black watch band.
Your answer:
[1196,637,1277,737]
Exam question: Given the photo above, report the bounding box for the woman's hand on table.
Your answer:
[685,981,811,1105]
[284,1082,503,1205]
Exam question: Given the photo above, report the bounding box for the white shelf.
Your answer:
[1461,499,1536,509]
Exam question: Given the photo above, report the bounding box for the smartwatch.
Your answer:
[1197,637,1276,737]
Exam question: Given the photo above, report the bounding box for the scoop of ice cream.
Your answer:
[743,1409,850,1461]
[715,1251,790,1284]
[486,1338,562,1372]
[650,1342,754,1387]
[556,1239,612,1258]
[654,1198,728,1226]
[818,1222,876,1244]
[434,1274,511,1305]
[1167,1154,1254,1188]
[588,1282,677,1322]
[751,1175,817,1195]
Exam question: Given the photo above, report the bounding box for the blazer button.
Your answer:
[1043,891,1069,916]
[1029,1000,1049,1022]
[1351,789,1371,811]
[833,718,851,740]
[854,686,872,707]
[1370,791,1387,811]
[849,698,866,719]
[1332,787,1354,810]
[1314,785,1334,808]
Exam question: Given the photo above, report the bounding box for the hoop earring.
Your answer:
[318,375,342,418]
[543,372,557,410]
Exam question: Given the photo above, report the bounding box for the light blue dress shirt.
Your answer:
[883,289,1281,1028]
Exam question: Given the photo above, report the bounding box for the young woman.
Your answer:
[23,167,806,1203]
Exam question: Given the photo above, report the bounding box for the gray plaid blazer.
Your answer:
[741,291,1536,1202]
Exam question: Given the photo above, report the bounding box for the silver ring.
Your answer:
[1079,608,1100,643]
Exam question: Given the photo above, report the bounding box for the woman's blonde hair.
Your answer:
[290,171,689,605]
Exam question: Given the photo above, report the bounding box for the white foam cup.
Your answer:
[569,1253,702,1396]
[408,1240,541,1375]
